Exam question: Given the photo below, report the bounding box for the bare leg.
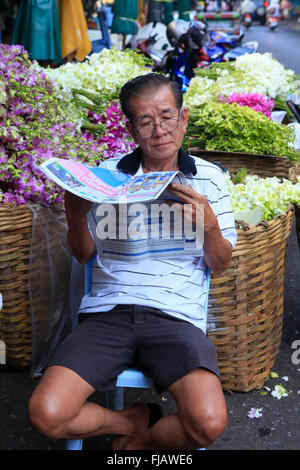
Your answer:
[28,365,150,440]
[112,368,227,450]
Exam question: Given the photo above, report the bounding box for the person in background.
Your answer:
[266,0,281,23]
[240,0,256,19]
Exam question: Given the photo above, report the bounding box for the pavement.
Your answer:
[0,220,299,452]
[281,16,300,32]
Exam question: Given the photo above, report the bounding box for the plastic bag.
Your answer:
[288,122,300,150]
[29,203,84,377]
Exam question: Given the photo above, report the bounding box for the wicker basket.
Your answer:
[0,204,34,368]
[0,203,71,369]
[189,148,300,252]
[188,147,299,180]
[207,205,295,392]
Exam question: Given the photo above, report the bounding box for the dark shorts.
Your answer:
[48,305,220,393]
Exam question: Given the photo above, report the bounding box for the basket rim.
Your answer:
[235,204,295,232]
[187,146,290,162]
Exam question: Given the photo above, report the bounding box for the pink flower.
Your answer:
[218,93,274,118]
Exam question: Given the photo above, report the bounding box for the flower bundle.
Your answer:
[72,89,135,160]
[226,173,300,221]
[218,92,275,118]
[184,101,298,160]
[41,47,152,124]
[0,44,104,206]
[184,53,299,114]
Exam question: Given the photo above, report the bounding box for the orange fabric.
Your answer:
[57,0,91,61]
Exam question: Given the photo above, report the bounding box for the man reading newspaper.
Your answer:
[29,74,237,450]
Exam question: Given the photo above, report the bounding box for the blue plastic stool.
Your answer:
[65,256,210,450]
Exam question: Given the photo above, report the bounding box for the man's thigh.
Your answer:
[168,368,227,422]
[29,365,96,422]
[135,310,220,394]
[46,308,137,391]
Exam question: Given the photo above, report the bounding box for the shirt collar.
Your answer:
[116,147,197,176]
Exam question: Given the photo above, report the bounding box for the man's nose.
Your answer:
[153,122,167,137]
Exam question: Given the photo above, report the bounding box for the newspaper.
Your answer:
[39,157,179,203]
[39,158,204,261]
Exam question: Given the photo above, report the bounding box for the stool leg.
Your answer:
[65,439,83,450]
[106,387,124,410]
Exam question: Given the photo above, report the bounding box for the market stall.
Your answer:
[0,43,300,391]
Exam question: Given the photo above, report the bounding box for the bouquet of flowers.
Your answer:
[226,172,300,222]
[218,92,275,118]
[184,101,298,160]
[184,54,299,114]
[40,48,152,125]
[0,44,106,206]
[72,89,135,160]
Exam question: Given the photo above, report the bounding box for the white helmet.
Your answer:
[166,20,190,46]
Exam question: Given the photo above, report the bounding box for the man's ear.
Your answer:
[181,107,189,133]
[126,120,138,144]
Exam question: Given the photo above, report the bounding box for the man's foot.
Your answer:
[112,434,135,450]
[112,402,164,450]
[121,402,150,435]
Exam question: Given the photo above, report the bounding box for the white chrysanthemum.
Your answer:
[226,173,300,221]
[184,53,298,108]
[38,48,149,122]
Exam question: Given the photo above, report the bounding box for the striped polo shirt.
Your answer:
[78,148,237,332]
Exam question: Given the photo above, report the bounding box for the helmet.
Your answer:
[166,20,190,46]
[188,21,207,47]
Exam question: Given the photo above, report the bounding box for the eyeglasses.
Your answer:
[136,113,181,138]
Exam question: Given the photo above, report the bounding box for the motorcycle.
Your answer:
[268,14,278,30]
[137,20,258,90]
[242,12,253,28]
[200,30,258,63]
[266,4,280,30]
[134,21,173,65]
[287,100,300,123]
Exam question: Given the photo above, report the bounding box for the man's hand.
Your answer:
[168,183,219,233]
[168,183,232,274]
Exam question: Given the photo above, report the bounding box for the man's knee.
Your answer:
[28,390,66,440]
[181,405,228,448]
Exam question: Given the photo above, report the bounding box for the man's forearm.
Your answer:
[64,191,96,263]
[67,219,96,264]
[203,225,232,274]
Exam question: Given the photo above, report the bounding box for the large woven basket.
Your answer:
[188,147,297,180]
[189,148,300,252]
[207,205,295,392]
[0,203,71,369]
[0,204,34,368]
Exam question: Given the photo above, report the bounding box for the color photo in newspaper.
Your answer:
[39,158,179,203]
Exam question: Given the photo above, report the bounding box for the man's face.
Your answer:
[126,86,188,164]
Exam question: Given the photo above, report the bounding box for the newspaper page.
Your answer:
[39,158,179,203]
[39,158,204,261]
[88,178,204,263]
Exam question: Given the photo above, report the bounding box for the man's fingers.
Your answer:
[168,183,197,204]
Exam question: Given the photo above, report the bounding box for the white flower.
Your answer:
[225,173,300,222]
[271,384,289,399]
[247,407,263,418]
[184,53,298,109]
